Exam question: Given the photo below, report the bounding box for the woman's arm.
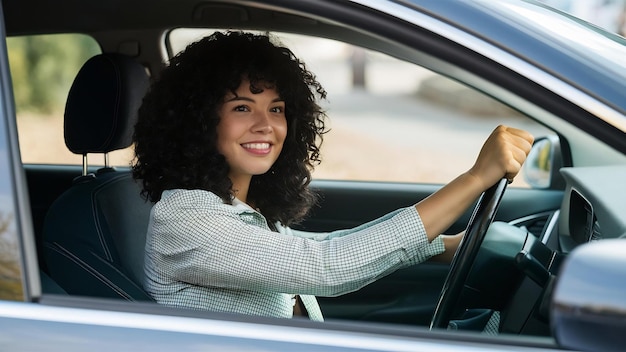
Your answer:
[429,233,463,262]
[150,190,443,297]
[417,125,533,257]
[290,126,532,263]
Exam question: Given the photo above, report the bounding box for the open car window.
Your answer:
[169,29,553,187]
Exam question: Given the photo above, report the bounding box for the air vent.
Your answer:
[509,212,552,237]
[569,189,595,244]
[526,218,548,237]
[591,220,602,241]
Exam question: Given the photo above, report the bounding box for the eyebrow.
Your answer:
[225,96,284,103]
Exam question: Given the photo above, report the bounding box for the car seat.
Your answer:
[42,53,154,301]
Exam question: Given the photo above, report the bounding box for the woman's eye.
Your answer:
[234,105,249,112]
[270,106,284,113]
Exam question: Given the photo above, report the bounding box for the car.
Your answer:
[1,0,625,350]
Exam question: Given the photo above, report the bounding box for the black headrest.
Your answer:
[64,53,149,154]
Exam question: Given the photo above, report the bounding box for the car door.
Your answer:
[13,26,565,327]
[12,0,567,330]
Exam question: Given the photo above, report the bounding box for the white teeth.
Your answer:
[242,143,270,150]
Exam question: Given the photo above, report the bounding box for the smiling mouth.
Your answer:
[242,142,271,150]
[241,142,272,154]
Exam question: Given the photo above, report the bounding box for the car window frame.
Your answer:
[0,2,40,302]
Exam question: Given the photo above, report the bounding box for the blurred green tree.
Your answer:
[7,34,100,114]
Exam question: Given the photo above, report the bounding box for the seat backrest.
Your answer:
[42,53,153,301]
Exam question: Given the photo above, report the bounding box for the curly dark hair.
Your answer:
[132,31,327,226]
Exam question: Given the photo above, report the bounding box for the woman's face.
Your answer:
[217,80,287,189]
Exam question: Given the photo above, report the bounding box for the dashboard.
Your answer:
[559,166,626,252]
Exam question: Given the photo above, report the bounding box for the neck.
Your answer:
[230,174,251,204]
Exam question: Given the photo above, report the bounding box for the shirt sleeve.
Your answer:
[149,190,445,297]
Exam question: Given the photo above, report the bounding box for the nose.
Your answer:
[252,110,273,134]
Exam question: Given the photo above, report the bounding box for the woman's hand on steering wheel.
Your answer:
[428,126,533,330]
[468,125,534,189]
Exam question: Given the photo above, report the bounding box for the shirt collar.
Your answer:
[232,197,258,213]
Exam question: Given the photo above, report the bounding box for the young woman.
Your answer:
[132,31,533,321]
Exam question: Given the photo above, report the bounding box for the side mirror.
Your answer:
[551,239,626,351]
[522,135,565,189]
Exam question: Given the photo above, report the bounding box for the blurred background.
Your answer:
[8,1,626,186]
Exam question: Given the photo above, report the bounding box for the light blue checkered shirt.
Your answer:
[144,189,445,321]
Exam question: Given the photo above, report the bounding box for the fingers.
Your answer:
[500,125,534,180]
[502,125,534,144]
[502,125,534,155]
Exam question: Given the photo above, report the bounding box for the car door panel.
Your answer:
[318,262,449,326]
[303,180,563,233]
[302,180,563,325]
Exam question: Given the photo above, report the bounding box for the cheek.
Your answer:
[278,127,288,144]
[215,123,231,154]
[277,119,288,143]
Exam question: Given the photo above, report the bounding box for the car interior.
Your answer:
[41,53,153,301]
[4,0,626,346]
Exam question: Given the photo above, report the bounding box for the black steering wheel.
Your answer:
[430,178,509,330]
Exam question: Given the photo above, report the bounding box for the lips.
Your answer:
[241,142,272,154]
